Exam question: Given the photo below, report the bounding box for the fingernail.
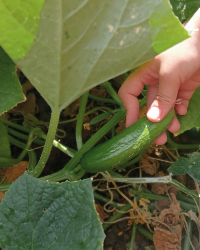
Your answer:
[147,107,162,120]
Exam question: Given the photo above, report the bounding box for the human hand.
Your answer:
[118,9,200,145]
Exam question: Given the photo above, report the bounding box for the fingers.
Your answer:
[118,60,158,127]
[154,131,167,145]
[147,64,181,122]
[175,89,195,115]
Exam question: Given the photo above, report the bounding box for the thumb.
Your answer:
[147,73,180,122]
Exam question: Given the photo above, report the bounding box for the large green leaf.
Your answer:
[170,0,200,22]
[0,47,24,115]
[168,152,200,182]
[0,172,104,250]
[175,87,200,135]
[0,0,189,111]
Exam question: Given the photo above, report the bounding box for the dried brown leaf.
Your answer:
[167,186,179,196]
[6,161,29,183]
[151,183,167,195]
[115,119,126,134]
[95,204,109,223]
[0,191,6,201]
[62,97,81,117]
[140,157,158,176]
[139,106,147,118]
[22,81,34,96]
[153,225,182,250]
[153,194,183,250]
[90,87,107,98]
[154,199,171,212]
[8,94,36,116]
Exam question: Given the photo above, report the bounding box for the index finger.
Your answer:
[118,60,158,127]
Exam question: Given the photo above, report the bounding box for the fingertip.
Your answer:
[175,104,187,115]
[147,106,162,122]
[167,115,180,133]
[154,131,167,145]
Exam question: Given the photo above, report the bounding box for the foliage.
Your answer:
[0,47,24,115]
[170,0,200,23]
[168,152,200,182]
[0,172,104,250]
[0,1,188,111]
[175,87,200,135]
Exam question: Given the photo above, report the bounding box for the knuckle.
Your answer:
[155,94,175,105]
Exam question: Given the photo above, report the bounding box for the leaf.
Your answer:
[168,157,190,175]
[168,152,200,182]
[153,194,182,250]
[175,87,200,135]
[0,47,24,115]
[0,172,104,250]
[0,1,189,111]
[170,0,200,22]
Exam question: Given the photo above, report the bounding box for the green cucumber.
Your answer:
[80,109,175,173]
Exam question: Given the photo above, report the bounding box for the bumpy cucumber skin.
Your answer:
[81,109,175,173]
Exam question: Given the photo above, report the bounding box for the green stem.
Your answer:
[0,118,30,133]
[183,217,193,250]
[0,183,11,191]
[100,81,123,106]
[176,192,196,205]
[170,179,199,202]
[76,92,89,150]
[88,93,119,105]
[137,224,153,241]
[8,127,44,145]
[167,131,200,149]
[59,106,119,124]
[103,202,131,230]
[8,135,37,171]
[93,192,122,209]
[129,223,137,250]
[31,109,60,177]
[102,173,172,184]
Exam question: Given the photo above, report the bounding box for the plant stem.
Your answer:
[137,224,153,241]
[93,192,122,209]
[102,173,172,184]
[100,81,123,106]
[167,131,200,149]
[183,217,193,250]
[76,92,89,150]
[31,109,60,177]
[8,127,44,145]
[129,223,137,250]
[170,179,199,202]
[88,93,119,105]
[103,202,131,230]
[59,106,119,124]
[8,135,37,171]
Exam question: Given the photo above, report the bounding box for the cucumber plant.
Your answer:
[0,1,199,249]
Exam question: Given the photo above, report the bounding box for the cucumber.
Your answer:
[80,109,175,173]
